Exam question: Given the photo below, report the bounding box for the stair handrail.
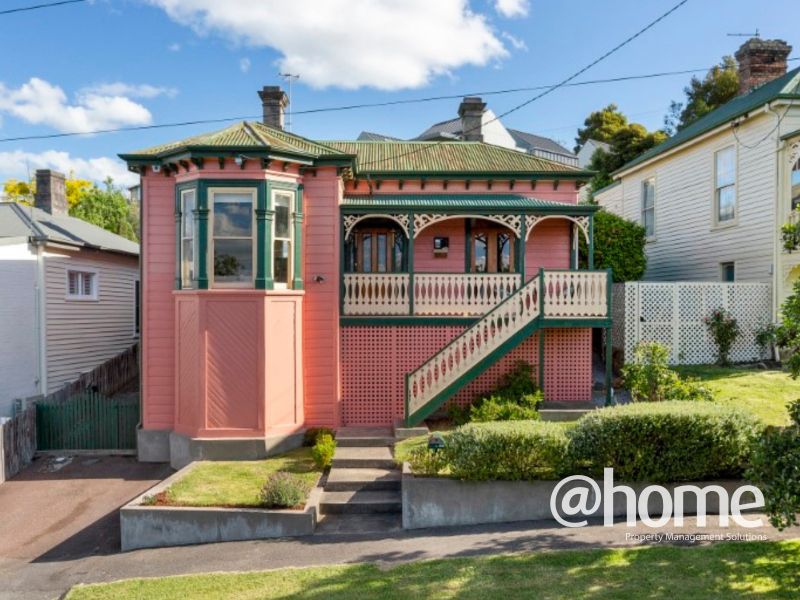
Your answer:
[405,271,544,425]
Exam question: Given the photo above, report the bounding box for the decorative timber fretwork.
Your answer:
[343,214,410,239]
[789,139,800,167]
[413,213,522,238]
[526,214,590,243]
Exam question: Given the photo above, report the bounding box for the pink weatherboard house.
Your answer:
[120,88,612,467]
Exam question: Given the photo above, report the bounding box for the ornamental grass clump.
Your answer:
[568,401,761,483]
[260,472,307,509]
[705,308,740,366]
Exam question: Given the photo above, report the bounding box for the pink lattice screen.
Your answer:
[340,326,591,425]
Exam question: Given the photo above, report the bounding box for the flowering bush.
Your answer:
[704,308,740,366]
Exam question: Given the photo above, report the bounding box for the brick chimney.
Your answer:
[735,38,792,95]
[257,86,288,129]
[458,97,486,142]
[34,169,68,216]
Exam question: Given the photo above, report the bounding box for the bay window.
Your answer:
[210,188,255,287]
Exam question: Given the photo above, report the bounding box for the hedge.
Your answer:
[568,401,761,483]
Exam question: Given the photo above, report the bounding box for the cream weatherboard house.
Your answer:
[596,39,800,316]
[0,170,139,418]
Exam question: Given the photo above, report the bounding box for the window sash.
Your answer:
[180,189,197,288]
[272,191,293,287]
[210,189,255,287]
[641,179,655,237]
[67,270,96,299]
[792,158,800,211]
[715,148,736,222]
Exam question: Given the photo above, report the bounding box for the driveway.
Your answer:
[0,454,171,562]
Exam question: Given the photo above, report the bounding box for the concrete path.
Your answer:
[1,513,798,600]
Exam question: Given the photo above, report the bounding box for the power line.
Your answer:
[355,0,692,169]
[0,0,86,16]
[0,66,715,144]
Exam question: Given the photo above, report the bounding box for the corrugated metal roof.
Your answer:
[123,121,349,159]
[0,202,139,255]
[323,141,586,175]
[342,194,589,210]
[357,131,402,141]
[618,66,800,174]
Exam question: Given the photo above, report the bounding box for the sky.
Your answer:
[1,0,799,189]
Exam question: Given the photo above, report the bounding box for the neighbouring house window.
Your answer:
[134,279,140,336]
[721,262,735,282]
[344,220,406,273]
[180,188,197,288]
[471,224,515,273]
[715,147,737,223]
[67,270,97,300]
[211,188,255,287]
[641,178,655,238]
[272,190,294,287]
[792,157,800,211]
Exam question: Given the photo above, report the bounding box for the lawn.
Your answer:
[66,541,800,599]
[146,448,320,508]
[675,366,799,426]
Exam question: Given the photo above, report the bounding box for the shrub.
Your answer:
[311,433,336,469]
[448,361,543,425]
[260,472,307,508]
[622,342,713,402]
[578,209,647,282]
[407,420,569,481]
[747,425,800,530]
[704,308,740,366]
[771,280,800,378]
[303,427,335,447]
[568,401,761,482]
[789,398,800,427]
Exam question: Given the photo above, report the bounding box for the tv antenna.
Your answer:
[279,72,300,131]
[727,29,759,38]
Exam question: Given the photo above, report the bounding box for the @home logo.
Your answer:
[549,468,765,528]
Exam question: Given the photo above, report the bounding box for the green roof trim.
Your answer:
[324,140,591,177]
[616,66,800,175]
[341,194,597,213]
[781,127,800,141]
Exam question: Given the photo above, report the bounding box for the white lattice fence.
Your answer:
[613,282,771,365]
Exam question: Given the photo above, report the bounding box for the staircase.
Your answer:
[404,269,610,426]
[317,428,402,533]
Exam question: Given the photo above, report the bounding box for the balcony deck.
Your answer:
[341,269,611,324]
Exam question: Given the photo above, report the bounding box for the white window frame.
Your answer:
[208,187,257,289]
[271,189,294,290]
[641,177,656,240]
[180,188,197,289]
[713,145,737,226]
[65,268,99,301]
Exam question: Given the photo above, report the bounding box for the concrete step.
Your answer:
[325,467,401,492]
[315,513,402,535]
[332,446,395,469]
[336,436,396,448]
[319,490,402,515]
[539,409,592,422]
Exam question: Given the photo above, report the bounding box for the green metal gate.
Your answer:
[36,392,139,451]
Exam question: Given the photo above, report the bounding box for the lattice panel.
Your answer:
[612,282,771,365]
[341,326,590,425]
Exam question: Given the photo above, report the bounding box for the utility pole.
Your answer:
[279,72,300,131]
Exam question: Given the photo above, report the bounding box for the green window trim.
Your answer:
[173,178,300,292]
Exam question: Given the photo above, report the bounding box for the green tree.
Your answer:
[3,174,93,208]
[574,103,628,153]
[69,178,138,242]
[587,124,668,192]
[579,210,647,282]
[664,56,739,134]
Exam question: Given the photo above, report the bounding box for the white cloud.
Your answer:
[80,82,178,99]
[239,57,251,73]
[494,0,529,18]
[0,150,138,188]
[0,78,152,133]
[501,31,527,51]
[146,0,510,90]
[168,42,181,51]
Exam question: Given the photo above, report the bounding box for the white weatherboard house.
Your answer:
[0,170,139,417]
[596,39,800,316]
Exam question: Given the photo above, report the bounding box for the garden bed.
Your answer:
[121,449,323,550]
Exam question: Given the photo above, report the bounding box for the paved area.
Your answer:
[1,512,798,600]
[0,455,172,562]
